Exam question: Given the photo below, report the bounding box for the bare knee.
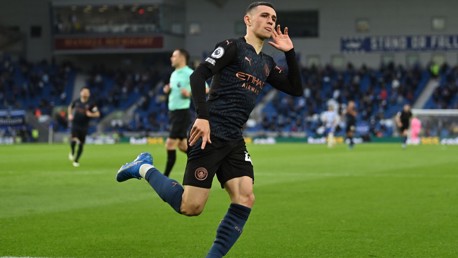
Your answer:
[180,202,205,216]
[235,193,255,208]
[245,193,255,208]
[178,145,187,153]
[178,140,188,153]
[165,138,177,150]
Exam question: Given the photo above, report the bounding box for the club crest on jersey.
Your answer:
[195,167,208,181]
[211,47,225,59]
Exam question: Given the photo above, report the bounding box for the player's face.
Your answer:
[80,89,90,102]
[246,5,277,40]
[170,50,183,68]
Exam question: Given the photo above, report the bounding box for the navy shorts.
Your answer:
[183,138,254,189]
[398,125,409,133]
[71,128,88,144]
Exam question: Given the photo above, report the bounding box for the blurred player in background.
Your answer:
[345,100,357,149]
[162,49,194,177]
[67,87,100,167]
[410,115,422,144]
[321,103,339,148]
[115,2,303,257]
[395,104,413,149]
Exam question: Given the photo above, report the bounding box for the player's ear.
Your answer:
[244,15,251,26]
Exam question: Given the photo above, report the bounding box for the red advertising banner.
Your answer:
[54,36,164,50]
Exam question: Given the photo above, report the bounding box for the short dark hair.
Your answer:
[176,48,190,64]
[246,1,275,14]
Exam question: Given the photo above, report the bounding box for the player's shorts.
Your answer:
[71,128,88,144]
[399,125,409,133]
[324,126,335,135]
[346,124,355,133]
[169,109,191,139]
[183,138,254,189]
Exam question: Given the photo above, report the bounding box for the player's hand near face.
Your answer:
[268,25,293,52]
[189,118,212,149]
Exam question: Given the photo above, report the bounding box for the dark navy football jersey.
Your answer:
[195,37,302,141]
[70,99,98,130]
[399,110,412,126]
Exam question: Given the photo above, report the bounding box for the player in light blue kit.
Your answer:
[321,103,339,148]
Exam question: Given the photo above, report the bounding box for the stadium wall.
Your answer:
[0,0,52,61]
[185,0,458,67]
[1,0,458,67]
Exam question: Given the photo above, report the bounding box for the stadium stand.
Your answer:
[257,61,430,139]
[424,63,458,109]
[2,50,456,141]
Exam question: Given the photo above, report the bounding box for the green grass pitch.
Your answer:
[1,143,457,257]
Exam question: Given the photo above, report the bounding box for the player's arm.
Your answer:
[86,105,100,118]
[182,71,208,98]
[267,25,302,96]
[266,49,303,96]
[395,112,402,127]
[189,40,237,148]
[67,101,74,121]
[163,84,171,94]
[180,88,191,98]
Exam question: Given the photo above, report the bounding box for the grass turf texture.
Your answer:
[1,143,457,257]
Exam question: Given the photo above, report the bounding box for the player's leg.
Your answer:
[118,160,211,215]
[346,127,354,149]
[73,131,86,166]
[401,128,408,148]
[207,142,254,258]
[177,138,188,153]
[179,141,226,215]
[69,131,77,161]
[164,109,189,177]
[142,164,210,215]
[116,152,186,213]
[207,177,254,258]
[327,131,335,148]
[164,137,178,177]
[180,185,210,215]
[117,141,221,215]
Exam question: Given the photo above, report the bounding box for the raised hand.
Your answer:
[268,24,294,52]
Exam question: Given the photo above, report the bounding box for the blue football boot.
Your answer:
[116,152,153,182]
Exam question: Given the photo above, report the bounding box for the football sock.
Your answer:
[206,204,251,258]
[327,134,335,147]
[70,141,76,155]
[164,150,176,177]
[145,167,183,214]
[403,136,408,144]
[348,137,354,148]
[74,143,83,162]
